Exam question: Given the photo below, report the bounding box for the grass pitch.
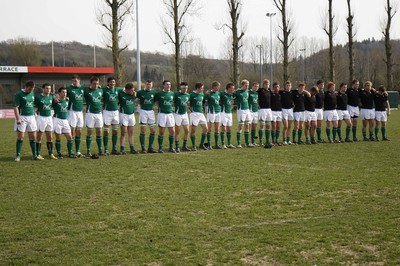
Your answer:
[1,112,400,264]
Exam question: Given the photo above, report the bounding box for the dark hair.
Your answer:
[25,80,35,88]
[42,83,51,89]
[72,74,80,80]
[339,83,347,88]
[90,76,99,83]
[163,80,171,85]
[180,82,188,86]
[146,79,153,83]
[351,79,359,84]
[378,85,386,92]
[125,82,134,90]
[316,79,324,85]
[226,82,235,90]
[58,87,66,93]
[107,77,116,83]
[273,82,279,87]
[195,82,204,89]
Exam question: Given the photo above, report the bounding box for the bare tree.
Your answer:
[273,0,294,83]
[218,0,245,87]
[322,0,338,82]
[10,38,41,66]
[98,0,134,85]
[346,0,356,83]
[162,0,200,87]
[382,0,397,90]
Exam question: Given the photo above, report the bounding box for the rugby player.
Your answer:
[174,82,191,152]
[189,82,208,151]
[118,82,138,154]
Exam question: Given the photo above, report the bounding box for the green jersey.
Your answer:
[118,91,136,115]
[137,89,156,111]
[235,89,250,110]
[53,99,69,119]
[220,91,234,113]
[204,91,221,113]
[66,85,85,111]
[13,90,35,116]
[103,87,122,111]
[84,88,103,114]
[174,91,190,114]
[155,90,175,114]
[248,90,259,112]
[189,91,204,113]
[35,94,54,117]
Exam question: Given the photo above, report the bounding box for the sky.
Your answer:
[1,0,399,60]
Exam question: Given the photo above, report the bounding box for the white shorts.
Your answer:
[85,113,103,128]
[190,112,207,126]
[282,108,294,121]
[36,115,53,132]
[53,117,71,134]
[305,111,317,122]
[158,113,175,127]
[361,109,375,120]
[221,112,233,127]
[103,110,119,126]
[375,111,387,122]
[271,111,282,122]
[174,113,189,126]
[337,110,351,120]
[119,113,136,127]
[14,115,37,132]
[315,108,324,120]
[324,110,339,121]
[258,108,272,122]
[250,111,258,124]
[347,105,360,118]
[293,111,305,122]
[68,110,84,128]
[237,109,252,123]
[139,109,156,125]
[207,113,221,123]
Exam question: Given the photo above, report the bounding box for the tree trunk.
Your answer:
[327,0,335,82]
[346,0,355,83]
[384,0,396,90]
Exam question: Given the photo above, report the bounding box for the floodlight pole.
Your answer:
[300,48,306,82]
[256,45,263,86]
[266,12,276,84]
[136,0,141,90]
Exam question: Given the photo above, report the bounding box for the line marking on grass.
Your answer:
[221,215,335,230]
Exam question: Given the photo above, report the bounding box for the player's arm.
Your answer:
[385,99,391,116]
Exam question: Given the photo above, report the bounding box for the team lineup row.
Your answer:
[13,75,390,161]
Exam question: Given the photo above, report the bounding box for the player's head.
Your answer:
[378,85,386,94]
[195,82,204,92]
[72,74,80,86]
[310,86,319,96]
[364,81,372,91]
[339,82,347,93]
[351,79,359,89]
[241,79,249,90]
[90,76,100,89]
[211,81,221,92]
[58,87,67,99]
[298,82,305,92]
[272,82,280,93]
[180,82,188,93]
[107,77,116,88]
[145,80,153,90]
[316,79,324,89]
[163,80,171,91]
[125,82,135,95]
[42,83,52,95]
[252,82,259,92]
[327,82,335,91]
[284,81,292,91]
[226,82,235,93]
[262,79,270,89]
[25,80,35,93]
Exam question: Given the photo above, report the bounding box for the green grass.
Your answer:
[1,112,400,265]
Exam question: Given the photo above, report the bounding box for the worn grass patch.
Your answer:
[1,111,400,264]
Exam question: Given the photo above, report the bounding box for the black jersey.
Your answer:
[292,90,305,112]
[324,91,337,110]
[258,87,271,108]
[315,90,325,108]
[373,93,388,111]
[359,90,374,109]
[304,94,316,112]
[336,92,348,110]
[271,92,282,111]
[346,87,360,107]
[279,90,293,109]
